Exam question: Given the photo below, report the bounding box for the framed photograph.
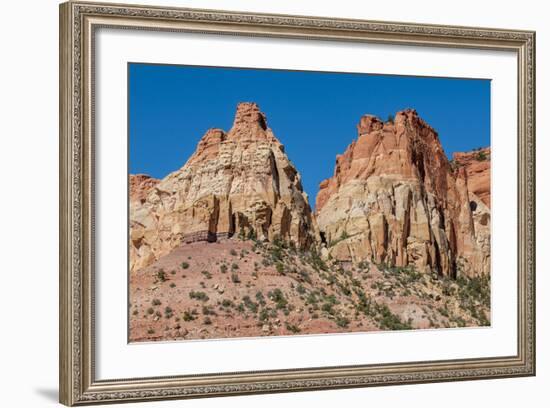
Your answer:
[59,1,536,405]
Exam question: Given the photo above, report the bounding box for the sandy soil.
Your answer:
[129,238,490,342]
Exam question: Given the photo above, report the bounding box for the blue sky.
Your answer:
[129,63,490,205]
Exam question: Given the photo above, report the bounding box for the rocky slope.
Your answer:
[130,103,318,273]
[130,238,489,342]
[315,110,490,278]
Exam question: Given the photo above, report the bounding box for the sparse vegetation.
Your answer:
[476,150,488,161]
[275,262,285,275]
[259,308,269,321]
[202,305,216,316]
[164,306,174,319]
[221,299,234,308]
[449,159,462,172]
[268,288,288,310]
[335,315,350,328]
[134,235,490,341]
[375,303,412,330]
[242,295,259,313]
[182,311,194,322]
[155,269,167,282]
[255,291,266,306]
[189,291,209,302]
[285,322,301,333]
[180,262,190,269]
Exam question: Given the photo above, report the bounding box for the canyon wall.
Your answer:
[315,110,490,278]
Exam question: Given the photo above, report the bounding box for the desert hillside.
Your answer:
[129,103,491,342]
[130,237,489,341]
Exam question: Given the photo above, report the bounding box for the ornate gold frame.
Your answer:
[59,1,536,405]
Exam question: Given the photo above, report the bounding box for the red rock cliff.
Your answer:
[452,147,491,208]
[316,110,490,278]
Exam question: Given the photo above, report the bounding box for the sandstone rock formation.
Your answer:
[130,174,159,205]
[452,147,491,207]
[130,102,318,273]
[452,147,491,279]
[315,110,490,278]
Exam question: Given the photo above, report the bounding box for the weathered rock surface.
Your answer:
[452,147,491,208]
[315,110,490,278]
[130,102,318,273]
[130,174,160,205]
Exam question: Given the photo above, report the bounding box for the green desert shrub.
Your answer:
[182,311,195,321]
[476,150,488,161]
[255,291,266,306]
[221,299,234,308]
[335,315,350,328]
[189,291,209,302]
[242,295,259,313]
[376,304,412,330]
[156,269,167,282]
[164,306,174,319]
[268,288,288,310]
[202,305,216,315]
[259,308,270,322]
[285,323,301,333]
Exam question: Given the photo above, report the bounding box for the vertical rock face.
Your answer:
[130,102,319,273]
[452,147,491,278]
[452,147,491,208]
[316,110,490,278]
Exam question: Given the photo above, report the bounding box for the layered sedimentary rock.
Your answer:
[452,147,491,208]
[452,147,491,278]
[316,110,490,278]
[130,102,318,273]
[130,174,159,205]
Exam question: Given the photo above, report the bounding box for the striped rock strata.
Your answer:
[129,102,318,273]
[316,110,490,278]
